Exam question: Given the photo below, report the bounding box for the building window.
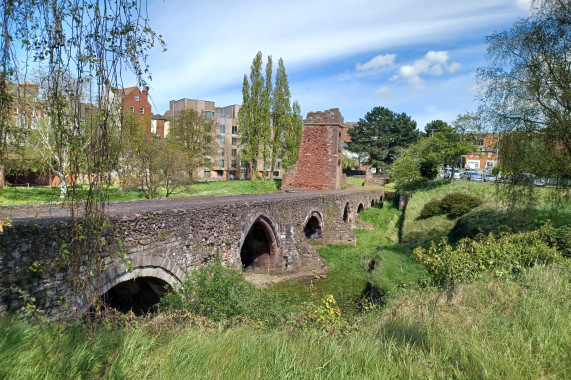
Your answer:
[241,170,247,179]
[217,170,224,177]
[220,124,225,133]
[205,111,214,120]
[129,106,134,112]
[276,161,281,169]
[488,152,492,158]
[140,107,144,114]
[231,149,237,157]
[231,159,237,168]
[232,125,238,134]
[134,94,139,101]
[231,137,238,146]
[229,171,235,179]
[203,170,211,178]
[219,136,225,145]
[219,159,224,167]
[219,147,224,156]
[273,171,280,177]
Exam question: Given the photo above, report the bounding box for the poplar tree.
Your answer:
[284,100,304,169]
[261,56,273,178]
[238,52,265,179]
[269,58,292,177]
[239,53,303,178]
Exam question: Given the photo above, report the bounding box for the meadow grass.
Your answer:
[1,263,568,379]
[0,179,281,206]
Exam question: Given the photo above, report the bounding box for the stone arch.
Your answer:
[371,199,375,207]
[303,211,323,239]
[240,215,281,272]
[78,256,185,317]
[357,203,365,213]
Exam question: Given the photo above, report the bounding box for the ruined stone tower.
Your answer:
[282,108,347,190]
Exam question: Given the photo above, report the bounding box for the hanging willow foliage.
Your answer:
[0,0,165,317]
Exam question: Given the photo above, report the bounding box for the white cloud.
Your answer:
[356,54,396,71]
[390,51,461,89]
[375,85,391,96]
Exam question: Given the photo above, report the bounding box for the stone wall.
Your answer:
[0,188,383,318]
[282,108,347,190]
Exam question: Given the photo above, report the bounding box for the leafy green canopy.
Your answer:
[347,106,420,169]
[478,0,571,191]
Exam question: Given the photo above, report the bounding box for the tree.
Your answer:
[239,52,269,179]
[424,120,452,137]
[167,109,218,181]
[239,53,303,178]
[478,0,570,190]
[283,100,304,169]
[269,58,291,177]
[347,106,420,169]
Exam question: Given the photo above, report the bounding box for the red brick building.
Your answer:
[117,86,152,132]
[463,133,498,169]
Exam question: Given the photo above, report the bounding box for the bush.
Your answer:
[419,192,482,219]
[419,199,443,219]
[160,256,257,321]
[413,223,562,286]
[543,224,571,258]
[439,192,482,218]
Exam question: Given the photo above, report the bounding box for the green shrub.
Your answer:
[419,199,443,219]
[160,256,256,321]
[439,192,482,218]
[419,192,482,220]
[543,224,571,258]
[413,223,561,286]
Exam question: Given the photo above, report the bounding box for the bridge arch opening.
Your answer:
[304,212,323,239]
[100,277,172,316]
[371,199,375,207]
[357,203,364,213]
[241,216,280,272]
[343,202,353,224]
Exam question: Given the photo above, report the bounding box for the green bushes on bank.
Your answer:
[413,222,562,286]
[419,192,483,219]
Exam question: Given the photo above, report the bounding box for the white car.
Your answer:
[453,169,461,179]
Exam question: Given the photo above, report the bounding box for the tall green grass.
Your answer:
[1,264,568,379]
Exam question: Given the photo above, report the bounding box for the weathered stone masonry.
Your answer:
[1,188,383,318]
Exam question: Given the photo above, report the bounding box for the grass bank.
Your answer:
[401,180,570,245]
[1,263,568,379]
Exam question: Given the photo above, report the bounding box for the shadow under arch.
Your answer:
[79,256,185,317]
[343,202,353,224]
[240,215,281,272]
[303,211,323,239]
[357,203,365,213]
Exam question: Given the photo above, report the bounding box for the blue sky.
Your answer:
[144,0,531,128]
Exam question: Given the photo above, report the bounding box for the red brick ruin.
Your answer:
[282,108,347,190]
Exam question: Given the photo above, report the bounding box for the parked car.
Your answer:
[483,173,496,182]
[443,168,452,179]
[460,171,471,180]
[469,172,482,181]
[453,168,461,180]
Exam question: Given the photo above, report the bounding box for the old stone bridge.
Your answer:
[1,187,383,318]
